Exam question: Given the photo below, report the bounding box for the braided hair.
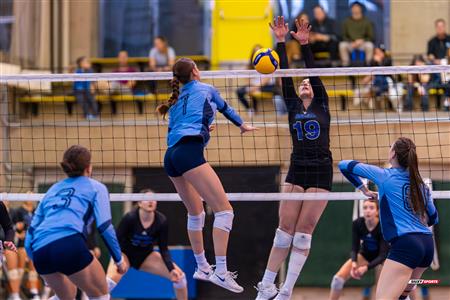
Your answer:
[156,58,195,118]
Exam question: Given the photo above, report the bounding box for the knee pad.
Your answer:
[89,294,110,300]
[7,269,19,280]
[293,232,312,250]
[213,210,234,232]
[48,296,61,300]
[273,228,293,248]
[187,211,205,231]
[331,275,345,290]
[28,270,38,281]
[106,277,117,292]
[17,268,24,279]
[173,272,187,289]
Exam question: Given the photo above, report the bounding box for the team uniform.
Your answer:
[164,80,243,177]
[339,161,439,269]
[24,176,122,276]
[11,206,34,248]
[0,201,14,243]
[351,217,388,268]
[276,42,333,191]
[117,208,174,271]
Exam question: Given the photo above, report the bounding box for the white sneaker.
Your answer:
[209,271,244,293]
[255,281,278,299]
[274,287,291,300]
[193,265,214,281]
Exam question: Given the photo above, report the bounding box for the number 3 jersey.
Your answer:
[24,176,122,263]
[276,42,332,166]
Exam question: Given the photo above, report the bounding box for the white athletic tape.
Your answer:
[28,270,39,280]
[331,275,345,290]
[213,210,234,232]
[187,211,205,231]
[293,232,312,250]
[273,228,293,248]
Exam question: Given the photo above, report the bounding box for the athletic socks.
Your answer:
[215,256,227,275]
[194,251,210,271]
[282,251,307,292]
[262,269,277,285]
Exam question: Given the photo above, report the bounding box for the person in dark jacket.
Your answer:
[309,5,339,61]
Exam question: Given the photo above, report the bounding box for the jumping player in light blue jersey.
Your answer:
[339,137,438,300]
[156,58,257,293]
[25,145,128,300]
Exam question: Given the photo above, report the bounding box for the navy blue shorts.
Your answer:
[388,233,434,269]
[164,136,206,177]
[285,162,333,191]
[33,233,94,276]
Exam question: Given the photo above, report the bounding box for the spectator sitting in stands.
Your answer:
[339,2,374,66]
[73,56,98,120]
[149,36,176,72]
[110,50,137,94]
[353,46,396,110]
[309,5,339,62]
[236,44,285,116]
[405,55,431,112]
[427,19,450,111]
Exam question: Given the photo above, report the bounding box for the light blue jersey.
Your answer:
[167,80,243,148]
[25,176,122,262]
[339,160,438,242]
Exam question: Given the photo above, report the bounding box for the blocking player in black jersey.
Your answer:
[329,199,388,300]
[256,17,333,300]
[106,192,188,300]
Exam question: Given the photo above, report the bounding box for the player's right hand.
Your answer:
[116,258,128,274]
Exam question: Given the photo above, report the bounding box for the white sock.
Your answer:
[282,250,307,293]
[106,276,117,292]
[215,256,227,275]
[194,251,210,271]
[262,269,277,285]
[30,288,39,294]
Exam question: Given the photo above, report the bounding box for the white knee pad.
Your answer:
[187,211,205,231]
[173,272,187,289]
[293,232,312,250]
[273,228,293,248]
[106,277,117,292]
[17,268,25,279]
[48,296,61,300]
[7,269,19,280]
[213,210,234,232]
[331,275,345,290]
[89,294,110,300]
[28,270,38,281]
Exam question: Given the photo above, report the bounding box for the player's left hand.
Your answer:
[170,268,183,282]
[3,241,17,252]
[291,19,311,45]
[356,265,368,277]
[240,123,259,134]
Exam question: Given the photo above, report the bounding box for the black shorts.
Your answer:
[388,233,434,269]
[123,247,152,269]
[33,233,93,276]
[285,162,333,191]
[164,136,206,177]
[360,251,378,263]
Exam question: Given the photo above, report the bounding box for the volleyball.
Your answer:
[252,48,280,74]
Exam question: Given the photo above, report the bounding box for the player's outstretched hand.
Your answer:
[269,16,289,43]
[290,18,311,45]
[240,123,259,134]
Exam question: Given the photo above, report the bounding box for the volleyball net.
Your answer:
[1,64,449,201]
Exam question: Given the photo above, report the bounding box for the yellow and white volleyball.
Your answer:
[252,48,280,74]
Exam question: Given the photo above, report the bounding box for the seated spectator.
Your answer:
[309,5,339,61]
[149,36,176,72]
[73,56,98,119]
[353,46,396,109]
[405,55,431,112]
[110,50,137,94]
[427,19,450,64]
[339,2,374,66]
[236,45,285,116]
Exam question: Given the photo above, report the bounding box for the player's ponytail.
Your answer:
[156,58,196,118]
[393,137,426,218]
[60,145,91,177]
